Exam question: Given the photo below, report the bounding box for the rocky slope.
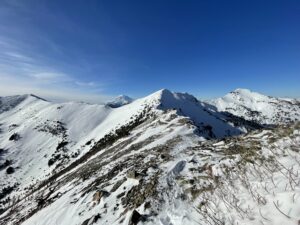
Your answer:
[0,89,299,225]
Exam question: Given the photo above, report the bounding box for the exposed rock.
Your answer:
[122,175,158,209]
[127,170,138,179]
[111,178,126,192]
[116,192,125,199]
[92,190,110,204]
[144,201,151,209]
[0,184,18,200]
[81,218,90,225]
[36,121,66,136]
[126,170,144,180]
[129,210,144,225]
[92,214,101,223]
[81,214,101,225]
[56,141,68,151]
[85,140,92,145]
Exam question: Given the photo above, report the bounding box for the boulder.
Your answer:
[129,210,144,225]
[126,170,145,180]
[93,190,109,204]
[126,170,138,179]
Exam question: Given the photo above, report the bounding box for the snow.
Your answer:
[208,88,300,124]
[155,89,245,137]
[1,89,300,225]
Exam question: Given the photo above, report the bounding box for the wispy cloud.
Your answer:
[0,73,111,103]
[0,3,111,103]
[29,72,70,82]
[4,51,33,62]
[0,38,108,103]
[75,81,96,87]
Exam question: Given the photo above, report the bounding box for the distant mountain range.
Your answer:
[0,88,299,225]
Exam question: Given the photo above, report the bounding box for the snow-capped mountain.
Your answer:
[0,89,250,190]
[208,88,300,125]
[0,89,299,225]
[106,95,133,108]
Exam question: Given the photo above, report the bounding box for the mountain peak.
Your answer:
[226,88,269,101]
[231,88,252,94]
[149,88,172,97]
[115,95,133,102]
[156,88,173,99]
[144,89,199,107]
[1,88,300,225]
[230,88,264,96]
[106,95,133,108]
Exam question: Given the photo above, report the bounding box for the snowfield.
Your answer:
[0,89,300,225]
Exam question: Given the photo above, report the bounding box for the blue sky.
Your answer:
[0,0,299,102]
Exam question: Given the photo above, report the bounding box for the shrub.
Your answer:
[0,160,11,170]
[48,158,55,167]
[56,141,68,151]
[9,133,21,141]
[6,166,15,174]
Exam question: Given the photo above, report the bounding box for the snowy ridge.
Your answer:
[208,88,300,124]
[156,89,249,137]
[0,94,46,114]
[0,89,249,190]
[0,89,300,225]
[0,90,161,191]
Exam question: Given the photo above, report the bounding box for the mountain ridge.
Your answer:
[0,88,300,225]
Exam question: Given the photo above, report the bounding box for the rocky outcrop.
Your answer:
[129,210,144,225]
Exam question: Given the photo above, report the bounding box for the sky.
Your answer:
[0,0,299,102]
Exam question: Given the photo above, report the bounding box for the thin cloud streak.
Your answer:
[75,81,96,87]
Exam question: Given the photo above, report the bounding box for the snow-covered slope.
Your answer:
[0,95,113,189]
[208,88,300,125]
[0,89,299,225]
[0,90,250,190]
[2,114,300,225]
[106,95,133,108]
